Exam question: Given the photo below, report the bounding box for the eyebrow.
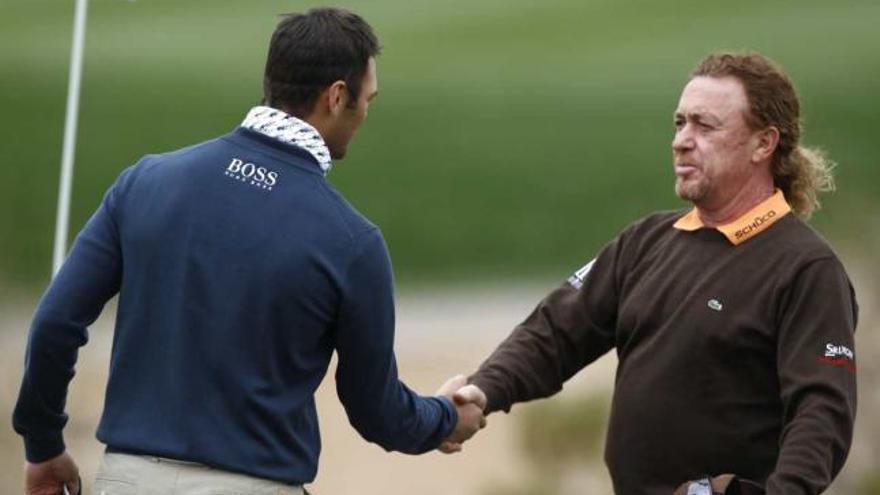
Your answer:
[673,111,722,126]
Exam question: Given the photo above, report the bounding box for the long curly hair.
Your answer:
[692,52,835,218]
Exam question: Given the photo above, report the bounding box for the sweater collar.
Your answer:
[240,106,333,175]
[673,189,792,245]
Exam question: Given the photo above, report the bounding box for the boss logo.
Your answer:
[225,158,279,191]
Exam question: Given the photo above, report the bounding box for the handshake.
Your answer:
[435,375,488,454]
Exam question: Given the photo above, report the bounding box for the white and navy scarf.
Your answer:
[240,106,333,175]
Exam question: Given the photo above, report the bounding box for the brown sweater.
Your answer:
[471,192,857,495]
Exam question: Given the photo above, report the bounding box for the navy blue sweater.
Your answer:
[13,127,457,483]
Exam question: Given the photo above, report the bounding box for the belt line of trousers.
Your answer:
[92,452,305,495]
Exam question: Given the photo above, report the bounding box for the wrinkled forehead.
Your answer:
[675,76,749,122]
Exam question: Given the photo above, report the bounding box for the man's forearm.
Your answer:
[468,323,566,414]
[13,309,88,461]
[764,399,854,495]
[13,197,122,461]
[469,283,615,413]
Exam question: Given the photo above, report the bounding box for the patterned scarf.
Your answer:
[240,106,333,175]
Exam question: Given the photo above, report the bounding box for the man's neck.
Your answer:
[696,181,775,228]
[240,106,333,174]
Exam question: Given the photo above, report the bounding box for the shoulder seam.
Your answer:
[314,181,376,243]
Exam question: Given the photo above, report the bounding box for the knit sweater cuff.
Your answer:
[468,374,511,414]
[24,431,65,463]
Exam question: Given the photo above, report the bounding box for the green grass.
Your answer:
[2,0,878,289]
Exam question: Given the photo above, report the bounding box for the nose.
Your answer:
[672,124,694,153]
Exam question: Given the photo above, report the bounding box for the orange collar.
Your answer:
[673,189,792,245]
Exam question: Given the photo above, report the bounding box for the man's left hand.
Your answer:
[25,451,80,495]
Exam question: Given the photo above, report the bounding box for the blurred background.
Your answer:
[1,0,878,493]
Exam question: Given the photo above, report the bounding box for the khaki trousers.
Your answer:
[93,452,304,495]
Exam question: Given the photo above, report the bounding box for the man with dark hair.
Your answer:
[14,8,484,494]
[453,52,857,495]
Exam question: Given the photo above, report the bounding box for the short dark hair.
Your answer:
[263,8,380,116]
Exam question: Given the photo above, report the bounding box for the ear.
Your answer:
[752,126,780,164]
[326,80,349,116]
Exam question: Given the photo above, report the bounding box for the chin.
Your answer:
[330,147,347,160]
[675,180,708,203]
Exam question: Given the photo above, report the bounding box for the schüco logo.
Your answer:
[734,210,776,239]
[225,158,279,191]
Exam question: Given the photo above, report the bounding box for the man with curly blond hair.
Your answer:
[455,52,857,495]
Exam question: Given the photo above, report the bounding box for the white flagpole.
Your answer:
[52,0,89,277]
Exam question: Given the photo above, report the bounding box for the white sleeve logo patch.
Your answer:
[819,342,856,372]
[824,343,854,359]
[567,258,596,289]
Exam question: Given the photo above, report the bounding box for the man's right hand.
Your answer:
[25,451,80,495]
[453,384,487,411]
[435,376,488,454]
